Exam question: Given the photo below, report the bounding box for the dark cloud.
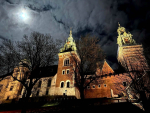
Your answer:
[0,0,150,68]
[0,35,6,40]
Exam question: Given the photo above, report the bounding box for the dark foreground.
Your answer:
[0,98,144,113]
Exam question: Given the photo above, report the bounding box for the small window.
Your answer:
[93,85,95,89]
[47,79,51,87]
[38,81,42,88]
[62,70,65,75]
[123,82,127,86]
[64,58,69,66]
[66,69,69,74]
[0,85,3,92]
[36,90,39,96]
[66,81,70,88]
[104,84,107,87]
[6,84,9,88]
[10,86,13,91]
[6,96,10,100]
[46,89,49,95]
[26,81,29,86]
[60,82,64,88]
[98,84,101,88]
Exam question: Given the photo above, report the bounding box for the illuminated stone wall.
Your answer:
[0,66,29,103]
[20,76,55,98]
[0,76,13,104]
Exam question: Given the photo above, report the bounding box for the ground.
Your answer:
[0,98,144,113]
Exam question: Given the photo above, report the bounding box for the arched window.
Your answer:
[64,58,69,66]
[60,82,64,88]
[36,90,39,96]
[46,89,49,95]
[66,81,70,88]
[47,79,51,87]
[10,86,13,91]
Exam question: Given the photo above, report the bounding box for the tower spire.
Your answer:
[69,28,72,37]
[60,29,77,53]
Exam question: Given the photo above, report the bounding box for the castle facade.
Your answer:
[0,24,149,103]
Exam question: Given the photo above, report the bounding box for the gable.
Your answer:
[101,60,114,75]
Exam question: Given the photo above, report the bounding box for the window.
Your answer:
[26,81,29,86]
[98,84,101,88]
[38,81,42,88]
[62,70,65,75]
[93,85,95,89]
[123,82,127,86]
[0,85,3,92]
[66,69,69,74]
[36,90,39,96]
[64,58,69,66]
[60,82,64,88]
[46,89,49,95]
[10,86,13,91]
[6,84,9,88]
[66,81,70,88]
[47,79,51,87]
[104,84,107,87]
[6,96,10,100]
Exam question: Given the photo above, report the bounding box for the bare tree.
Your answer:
[120,52,150,111]
[0,39,20,81]
[0,32,61,112]
[70,35,105,99]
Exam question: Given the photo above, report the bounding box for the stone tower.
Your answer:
[117,23,149,72]
[54,30,80,98]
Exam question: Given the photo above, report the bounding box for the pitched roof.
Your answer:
[100,59,114,75]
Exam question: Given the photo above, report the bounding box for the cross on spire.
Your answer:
[69,27,72,37]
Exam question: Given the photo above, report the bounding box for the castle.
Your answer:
[0,24,149,104]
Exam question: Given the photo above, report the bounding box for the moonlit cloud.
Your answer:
[0,0,150,69]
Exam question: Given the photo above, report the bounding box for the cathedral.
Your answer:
[0,24,149,104]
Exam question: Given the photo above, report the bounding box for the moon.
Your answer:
[20,10,28,19]
[21,12,26,18]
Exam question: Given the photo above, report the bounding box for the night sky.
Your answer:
[0,0,150,70]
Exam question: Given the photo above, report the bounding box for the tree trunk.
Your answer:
[80,73,85,100]
[140,91,150,112]
[21,88,32,113]
[80,86,85,100]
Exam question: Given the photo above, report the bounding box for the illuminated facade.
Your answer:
[117,23,149,72]
[0,25,149,103]
[0,65,29,104]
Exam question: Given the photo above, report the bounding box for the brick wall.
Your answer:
[118,45,150,72]
[84,73,132,98]
[54,51,80,98]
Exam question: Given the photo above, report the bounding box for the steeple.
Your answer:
[60,29,77,53]
[117,22,136,47]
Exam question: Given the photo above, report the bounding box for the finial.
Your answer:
[69,27,72,37]
[118,22,120,27]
